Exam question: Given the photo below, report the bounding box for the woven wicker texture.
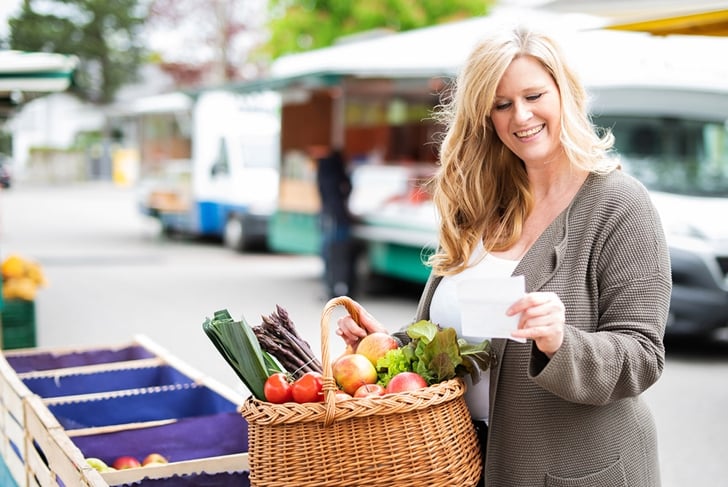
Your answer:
[240,296,482,486]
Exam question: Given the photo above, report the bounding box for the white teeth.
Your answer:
[515,125,543,138]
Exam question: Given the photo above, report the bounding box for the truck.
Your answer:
[231,7,728,338]
[124,89,281,251]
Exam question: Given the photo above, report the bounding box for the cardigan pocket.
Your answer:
[545,457,627,487]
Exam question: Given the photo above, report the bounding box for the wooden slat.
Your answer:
[101,453,249,485]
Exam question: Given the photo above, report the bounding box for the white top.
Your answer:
[429,245,519,424]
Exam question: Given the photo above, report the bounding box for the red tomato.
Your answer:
[263,372,293,404]
[291,372,324,403]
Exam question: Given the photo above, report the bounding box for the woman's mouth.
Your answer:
[515,124,544,139]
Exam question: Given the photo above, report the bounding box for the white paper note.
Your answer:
[456,275,526,342]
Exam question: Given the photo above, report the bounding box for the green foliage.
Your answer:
[8,0,147,104]
[264,0,492,59]
[71,130,103,151]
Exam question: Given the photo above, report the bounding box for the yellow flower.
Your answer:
[1,254,47,301]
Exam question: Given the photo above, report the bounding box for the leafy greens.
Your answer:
[375,320,495,387]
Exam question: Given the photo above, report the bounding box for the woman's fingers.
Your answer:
[336,315,368,346]
[509,292,565,357]
[335,300,387,348]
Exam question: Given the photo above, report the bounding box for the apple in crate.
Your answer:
[332,353,377,395]
[385,372,427,394]
[142,453,169,466]
[86,457,113,472]
[112,455,141,470]
[355,332,399,366]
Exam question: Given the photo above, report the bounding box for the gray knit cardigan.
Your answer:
[415,170,672,487]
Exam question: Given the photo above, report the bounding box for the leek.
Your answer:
[203,309,281,400]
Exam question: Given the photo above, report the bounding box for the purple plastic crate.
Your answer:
[48,384,238,430]
[115,471,249,487]
[5,345,156,373]
[72,411,248,465]
[22,365,194,398]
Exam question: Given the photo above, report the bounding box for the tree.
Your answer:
[146,0,269,87]
[8,0,146,104]
[264,0,493,59]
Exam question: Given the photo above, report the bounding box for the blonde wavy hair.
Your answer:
[427,25,616,276]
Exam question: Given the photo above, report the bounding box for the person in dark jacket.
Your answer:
[316,148,356,299]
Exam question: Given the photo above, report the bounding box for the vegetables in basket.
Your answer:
[379,320,496,387]
[253,305,323,380]
[203,309,281,400]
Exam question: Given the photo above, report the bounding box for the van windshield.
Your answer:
[594,116,728,197]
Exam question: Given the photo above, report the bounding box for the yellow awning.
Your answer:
[607,9,728,37]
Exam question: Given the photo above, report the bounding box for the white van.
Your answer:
[590,85,728,338]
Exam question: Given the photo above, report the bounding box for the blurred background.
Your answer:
[1,1,728,486]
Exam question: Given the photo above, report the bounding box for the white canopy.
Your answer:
[269,7,606,79]
[0,49,78,120]
[257,6,728,95]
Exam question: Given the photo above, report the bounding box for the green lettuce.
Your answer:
[376,320,474,387]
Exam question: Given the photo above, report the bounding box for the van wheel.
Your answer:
[223,216,247,252]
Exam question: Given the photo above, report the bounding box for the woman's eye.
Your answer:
[494,101,511,111]
[526,93,543,102]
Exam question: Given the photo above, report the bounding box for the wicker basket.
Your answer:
[240,296,482,487]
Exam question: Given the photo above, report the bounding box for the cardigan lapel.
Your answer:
[490,198,572,416]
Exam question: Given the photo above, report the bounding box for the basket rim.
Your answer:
[240,376,467,425]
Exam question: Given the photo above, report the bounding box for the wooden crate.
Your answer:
[0,350,35,486]
[23,394,107,487]
[1,335,251,487]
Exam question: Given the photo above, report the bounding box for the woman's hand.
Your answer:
[335,300,388,349]
[508,292,565,358]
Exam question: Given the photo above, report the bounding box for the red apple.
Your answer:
[142,453,168,466]
[112,456,141,470]
[332,353,377,395]
[335,391,353,401]
[385,372,428,394]
[355,332,399,366]
[353,383,386,398]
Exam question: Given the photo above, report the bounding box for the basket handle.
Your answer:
[320,296,360,425]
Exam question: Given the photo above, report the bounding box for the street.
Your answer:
[1,181,726,486]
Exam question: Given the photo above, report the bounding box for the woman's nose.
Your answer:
[513,101,533,122]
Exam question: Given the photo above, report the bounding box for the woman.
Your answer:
[337,25,671,486]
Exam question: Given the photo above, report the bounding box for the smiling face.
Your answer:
[490,55,565,168]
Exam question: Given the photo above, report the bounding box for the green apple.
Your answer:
[86,457,112,472]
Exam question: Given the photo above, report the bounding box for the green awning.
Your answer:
[195,72,343,97]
